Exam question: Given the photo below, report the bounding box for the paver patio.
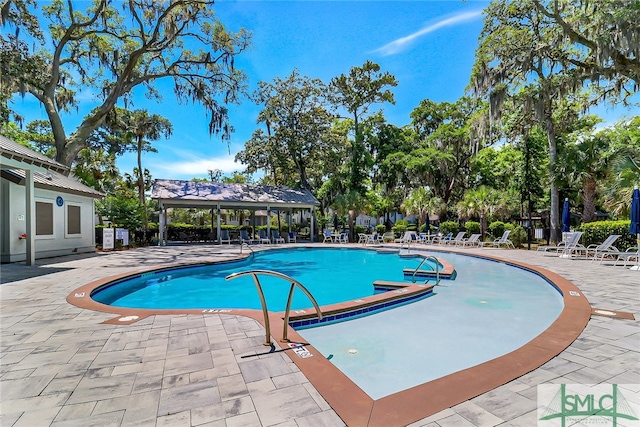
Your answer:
[1,243,638,426]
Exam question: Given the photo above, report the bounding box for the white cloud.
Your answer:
[149,155,243,179]
[374,10,483,56]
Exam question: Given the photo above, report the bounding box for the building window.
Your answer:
[36,201,54,235]
[67,204,81,235]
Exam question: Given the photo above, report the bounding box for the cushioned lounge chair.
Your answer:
[239,229,255,245]
[258,229,271,244]
[220,229,231,245]
[271,230,285,244]
[445,231,467,246]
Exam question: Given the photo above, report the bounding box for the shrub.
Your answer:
[578,220,634,250]
[392,219,409,235]
[375,224,386,234]
[509,225,527,248]
[465,221,480,235]
[354,225,366,235]
[439,221,459,235]
[488,221,505,239]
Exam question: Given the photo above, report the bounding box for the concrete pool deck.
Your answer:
[1,243,638,426]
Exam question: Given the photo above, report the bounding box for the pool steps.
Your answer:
[289,282,435,330]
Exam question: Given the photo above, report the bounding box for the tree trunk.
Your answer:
[582,178,597,222]
[545,113,561,243]
[137,137,148,231]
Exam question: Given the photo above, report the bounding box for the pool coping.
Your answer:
[65,246,592,427]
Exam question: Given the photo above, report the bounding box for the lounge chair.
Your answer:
[482,230,515,248]
[271,230,285,244]
[287,231,297,243]
[537,232,576,253]
[594,246,639,266]
[395,231,414,243]
[258,229,271,244]
[586,235,621,261]
[555,231,586,257]
[460,233,481,247]
[239,229,255,245]
[220,229,231,245]
[445,231,467,246]
[432,232,453,245]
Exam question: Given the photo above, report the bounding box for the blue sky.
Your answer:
[11,1,639,181]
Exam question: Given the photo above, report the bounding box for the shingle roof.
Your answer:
[151,179,319,208]
[0,134,68,173]
[2,168,104,198]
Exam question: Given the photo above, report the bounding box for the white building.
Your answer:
[1,135,104,264]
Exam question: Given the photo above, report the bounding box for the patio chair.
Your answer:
[481,230,515,249]
[367,233,384,245]
[271,230,285,244]
[287,231,297,243]
[239,229,254,245]
[460,233,482,247]
[586,235,621,261]
[336,232,349,244]
[323,229,334,243]
[220,229,231,245]
[432,232,453,245]
[395,231,414,243]
[445,231,467,246]
[258,229,271,244]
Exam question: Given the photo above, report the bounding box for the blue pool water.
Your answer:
[92,248,433,311]
[299,251,564,399]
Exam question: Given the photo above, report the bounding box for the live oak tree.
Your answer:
[0,0,249,168]
[237,70,342,192]
[472,0,639,242]
[532,0,640,101]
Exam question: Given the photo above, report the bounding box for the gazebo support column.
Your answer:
[25,169,35,265]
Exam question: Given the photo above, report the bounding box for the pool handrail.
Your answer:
[225,270,323,345]
[240,242,255,258]
[412,255,440,285]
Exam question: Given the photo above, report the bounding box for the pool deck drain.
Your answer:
[0,243,638,427]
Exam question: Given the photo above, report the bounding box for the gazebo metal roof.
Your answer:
[151,179,320,210]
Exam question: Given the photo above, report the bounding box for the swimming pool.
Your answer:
[91,248,442,311]
[69,245,587,426]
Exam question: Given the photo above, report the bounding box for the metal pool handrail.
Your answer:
[240,242,255,257]
[225,270,323,346]
[412,255,440,285]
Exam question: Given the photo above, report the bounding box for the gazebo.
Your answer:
[150,179,320,245]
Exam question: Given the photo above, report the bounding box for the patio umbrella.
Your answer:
[561,198,571,233]
[630,186,640,271]
[333,213,339,230]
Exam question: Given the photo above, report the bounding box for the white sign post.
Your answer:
[103,228,115,250]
